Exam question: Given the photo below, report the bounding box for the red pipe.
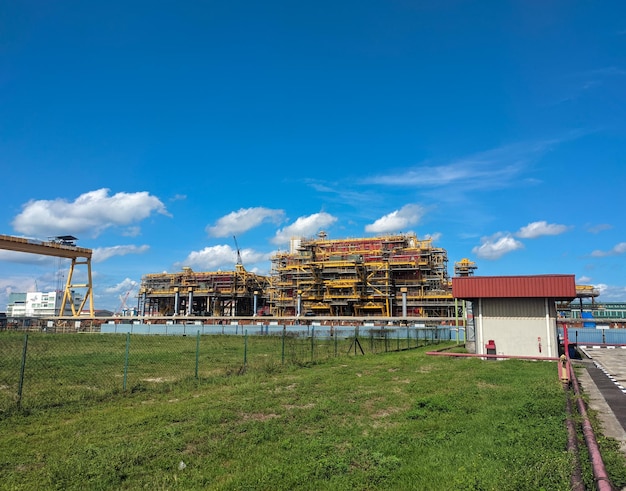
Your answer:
[426,351,559,361]
[568,361,613,490]
[565,394,585,491]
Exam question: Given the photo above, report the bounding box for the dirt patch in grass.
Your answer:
[372,406,404,419]
[283,403,315,410]
[273,383,298,394]
[241,412,281,422]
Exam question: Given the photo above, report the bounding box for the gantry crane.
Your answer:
[0,234,94,317]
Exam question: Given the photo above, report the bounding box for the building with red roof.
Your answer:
[452,275,577,358]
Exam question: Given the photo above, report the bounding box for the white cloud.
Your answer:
[577,276,593,284]
[591,242,626,257]
[0,277,40,310]
[472,234,524,260]
[0,250,55,265]
[122,226,142,237]
[207,207,286,237]
[104,278,138,294]
[595,284,626,301]
[365,204,425,234]
[424,232,442,242]
[177,244,270,271]
[12,188,169,238]
[515,221,569,239]
[272,212,337,245]
[364,139,560,191]
[587,223,612,234]
[92,245,150,263]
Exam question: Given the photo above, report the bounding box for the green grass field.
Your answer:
[1,333,625,490]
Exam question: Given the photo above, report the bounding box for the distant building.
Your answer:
[565,302,626,321]
[6,291,83,317]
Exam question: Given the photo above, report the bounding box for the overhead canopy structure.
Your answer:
[0,234,94,317]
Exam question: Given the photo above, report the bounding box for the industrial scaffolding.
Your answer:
[138,265,269,317]
[269,233,457,317]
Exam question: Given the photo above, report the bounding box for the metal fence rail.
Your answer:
[0,326,458,415]
[558,327,626,345]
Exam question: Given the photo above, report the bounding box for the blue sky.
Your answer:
[1,1,625,312]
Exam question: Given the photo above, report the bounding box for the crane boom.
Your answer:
[233,236,243,269]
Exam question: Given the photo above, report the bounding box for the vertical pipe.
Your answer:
[297,291,302,317]
[253,291,258,317]
[141,292,147,316]
[454,298,459,344]
[195,330,200,379]
[187,289,193,316]
[174,289,180,316]
[545,298,553,356]
[401,288,407,318]
[463,300,467,342]
[17,334,29,410]
[123,332,130,391]
[478,298,484,354]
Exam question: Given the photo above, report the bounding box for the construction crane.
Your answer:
[116,291,131,315]
[116,282,137,315]
[233,236,244,271]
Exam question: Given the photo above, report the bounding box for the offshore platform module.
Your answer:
[270,233,456,317]
[139,233,471,318]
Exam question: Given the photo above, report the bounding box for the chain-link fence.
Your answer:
[0,325,458,415]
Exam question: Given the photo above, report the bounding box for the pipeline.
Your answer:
[565,392,585,491]
[568,361,614,491]
[425,350,559,361]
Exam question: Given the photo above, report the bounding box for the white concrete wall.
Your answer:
[474,298,559,358]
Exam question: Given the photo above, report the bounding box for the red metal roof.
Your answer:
[452,275,576,299]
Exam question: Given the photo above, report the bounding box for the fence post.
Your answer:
[310,326,315,361]
[17,334,29,410]
[123,332,131,391]
[244,330,248,366]
[281,326,286,364]
[407,326,410,350]
[334,326,338,357]
[195,330,200,379]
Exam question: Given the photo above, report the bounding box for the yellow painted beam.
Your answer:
[0,234,92,259]
[0,234,94,317]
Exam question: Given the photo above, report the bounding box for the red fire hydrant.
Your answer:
[485,339,496,359]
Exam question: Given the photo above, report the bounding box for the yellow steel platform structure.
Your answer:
[139,266,269,317]
[270,233,456,318]
[0,234,94,317]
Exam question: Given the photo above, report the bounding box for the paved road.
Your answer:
[577,346,626,454]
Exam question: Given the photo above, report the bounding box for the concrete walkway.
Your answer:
[577,346,626,456]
